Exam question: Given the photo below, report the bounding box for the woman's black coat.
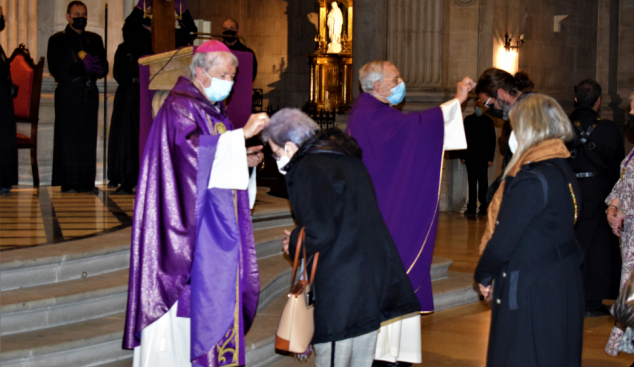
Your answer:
[475,158,585,367]
[285,129,420,344]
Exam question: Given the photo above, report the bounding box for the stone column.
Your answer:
[0,0,38,58]
[351,0,388,99]
[388,0,443,89]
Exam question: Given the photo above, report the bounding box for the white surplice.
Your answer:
[133,128,256,367]
[374,98,467,364]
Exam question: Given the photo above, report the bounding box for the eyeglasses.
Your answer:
[271,146,284,161]
[384,76,403,85]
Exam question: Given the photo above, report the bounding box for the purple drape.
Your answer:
[346,92,444,312]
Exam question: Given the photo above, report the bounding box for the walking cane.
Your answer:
[103,3,108,185]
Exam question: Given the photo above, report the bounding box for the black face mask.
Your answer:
[72,17,87,30]
[142,16,152,27]
[222,30,237,43]
[0,17,5,32]
[628,114,634,134]
[488,106,505,120]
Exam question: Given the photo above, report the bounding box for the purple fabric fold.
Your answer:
[124,76,259,366]
[346,92,444,312]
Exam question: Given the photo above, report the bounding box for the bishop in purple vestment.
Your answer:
[346,60,474,313]
[123,41,269,367]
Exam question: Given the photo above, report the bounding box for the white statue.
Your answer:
[326,2,343,53]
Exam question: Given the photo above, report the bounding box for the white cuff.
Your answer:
[440,98,467,151]
[248,169,257,209]
[208,129,249,190]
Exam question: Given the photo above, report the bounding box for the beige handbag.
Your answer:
[275,228,319,353]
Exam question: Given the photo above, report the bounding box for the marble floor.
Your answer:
[0,185,289,251]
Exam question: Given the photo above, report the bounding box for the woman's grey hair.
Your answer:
[189,51,239,80]
[261,108,320,147]
[359,60,387,93]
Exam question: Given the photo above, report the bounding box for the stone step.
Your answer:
[430,257,452,281]
[431,271,480,311]
[1,265,475,367]
[0,292,292,367]
[0,222,294,292]
[0,229,133,291]
[1,254,292,336]
[0,313,131,367]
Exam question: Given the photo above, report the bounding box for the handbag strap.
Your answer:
[290,227,319,291]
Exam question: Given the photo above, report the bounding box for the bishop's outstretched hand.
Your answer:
[243,113,270,139]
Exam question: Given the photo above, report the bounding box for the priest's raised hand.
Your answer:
[455,76,476,105]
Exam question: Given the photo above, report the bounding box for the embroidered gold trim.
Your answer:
[207,115,228,136]
[407,149,444,275]
[568,183,578,224]
[217,265,241,366]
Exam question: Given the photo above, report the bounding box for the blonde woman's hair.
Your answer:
[503,94,573,177]
[628,91,634,103]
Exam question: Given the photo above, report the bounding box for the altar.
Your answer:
[306,0,353,112]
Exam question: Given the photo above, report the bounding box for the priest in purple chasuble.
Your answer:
[346,61,474,363]
[123,40,269,367]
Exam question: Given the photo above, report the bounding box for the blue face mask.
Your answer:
[386,81,406,105]
[199,70,234,102]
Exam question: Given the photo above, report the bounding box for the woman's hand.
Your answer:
[607,200,624,237]
[479,284,491,299]
[282,229,291,255]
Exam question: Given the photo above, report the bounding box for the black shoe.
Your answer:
[478,210,488,216]
[115,188,134,195]
[61,188,78,193]
[372,362,412,367]
[464,209,477,215]
[585,304,610,317]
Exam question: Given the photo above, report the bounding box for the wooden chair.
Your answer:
[9,44,44,187]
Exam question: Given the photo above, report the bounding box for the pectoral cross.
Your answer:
[152,0,176,54]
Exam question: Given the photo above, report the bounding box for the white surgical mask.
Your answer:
[508,131,518,154]
[276,145,291,175]
[199,70,234,102]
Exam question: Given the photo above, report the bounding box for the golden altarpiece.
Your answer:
[306,0,353,112]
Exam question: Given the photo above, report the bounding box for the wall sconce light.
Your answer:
[504,33,524,52]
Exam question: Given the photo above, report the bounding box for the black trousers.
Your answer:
[466,161,489,212]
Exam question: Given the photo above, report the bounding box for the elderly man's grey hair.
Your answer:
[359,60,389,94]
[189,51,239,80]
[261,108,320,147]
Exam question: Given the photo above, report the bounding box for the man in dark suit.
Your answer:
[566,79,624,316]
[47,1,108,192]
[221,18,258,82]
[460,100,497,216]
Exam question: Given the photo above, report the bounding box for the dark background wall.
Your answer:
[518,0,599,103]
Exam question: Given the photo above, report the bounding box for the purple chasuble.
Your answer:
[123,76,259,367]
[346,92,444,312]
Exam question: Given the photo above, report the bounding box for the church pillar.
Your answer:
[0,0,38,58]
[351,0,388,100]
[389,0,443,89]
